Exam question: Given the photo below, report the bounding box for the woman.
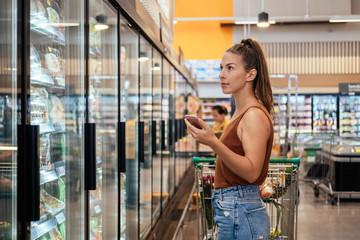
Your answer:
[185,38,273,240]
[211,105,230,132]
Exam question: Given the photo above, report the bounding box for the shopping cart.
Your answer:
[265,158,300,240]
[193,157,300,240]
[293,132,334,198]
[193,157,216,240]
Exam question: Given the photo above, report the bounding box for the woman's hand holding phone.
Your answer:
[184,115,218,147]
[184,115,202,129]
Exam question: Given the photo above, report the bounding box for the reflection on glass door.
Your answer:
[168,66,175,198]
[139,36,152,238]
[162,60,170,207]
[152,50,162,221]
[174,71,184,187]
[120,16,139,239]
[29,0,85,239]
[0,0,17,239]
[88,1,118,239]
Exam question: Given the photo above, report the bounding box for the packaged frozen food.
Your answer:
[45,52,61,74]
[49,226,63,240]
[58,222,65,239]
[30,44,42,72]
[30,87,49,124]
[40,202,47,218]
[0,176,12,193]
[40,190,65,215]
[31,0,47,21]
[48,95,65,127]
[57,177,65,202]
[42,0,62,24]
[40,134,51,168]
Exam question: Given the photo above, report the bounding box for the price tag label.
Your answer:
[94,205,101,214]
[199,187,203,193]
[55,212,66,224]
[56,166,66,177]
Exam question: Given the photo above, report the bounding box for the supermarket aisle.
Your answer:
[297,181,360,239]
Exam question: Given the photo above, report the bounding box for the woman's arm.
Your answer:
[185,108,271,183]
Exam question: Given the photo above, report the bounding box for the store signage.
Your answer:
[339,83,360,95]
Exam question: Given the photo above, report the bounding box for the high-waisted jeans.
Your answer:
[212,185,270,240]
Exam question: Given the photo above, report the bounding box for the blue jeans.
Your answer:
[212,185,270,240]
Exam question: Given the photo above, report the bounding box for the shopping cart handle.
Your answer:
[269,158,300,166]
[193,157,216,165]
[304,147,322,151]
[193,157,300,165]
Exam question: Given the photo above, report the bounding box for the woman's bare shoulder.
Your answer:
[237,107,271,138]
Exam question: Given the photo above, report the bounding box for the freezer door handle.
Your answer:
[139,121,145,163]
[119,122,126,173]
[152,120,157,156]
[174,119,178,143]
[18,125,40,221]
[161,120,166,150]
[85,123,96,190]
[168,119,173,147]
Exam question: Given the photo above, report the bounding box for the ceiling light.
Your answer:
[329,16,360,23]
[94,14,108,31]
[139,52,149,62]
[153,63,160,71]
[235,19,275,25]
[257,12,270,27]
[49,23,80,27]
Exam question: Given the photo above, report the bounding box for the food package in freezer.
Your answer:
[30,87,49,124]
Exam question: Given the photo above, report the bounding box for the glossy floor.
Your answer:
[297,180,360,239]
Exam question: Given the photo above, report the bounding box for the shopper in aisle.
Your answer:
[185,38,273,240]
[211,105,230,132]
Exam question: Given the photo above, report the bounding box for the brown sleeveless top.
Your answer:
[214,101,274,189]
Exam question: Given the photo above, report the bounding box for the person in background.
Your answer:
[185,38,273,240]
[211,105,230,132]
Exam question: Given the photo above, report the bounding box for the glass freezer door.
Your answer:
[120,16,139,239]
[161,60,170,207]
[88,1,118,239]
[0,0,17,239]
[152,50,162,221]
[139,36,152,238]
[29,0,85,239]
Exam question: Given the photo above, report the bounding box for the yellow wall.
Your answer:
[173,0,233,60]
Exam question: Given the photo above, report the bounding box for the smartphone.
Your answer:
[184,114,202,129]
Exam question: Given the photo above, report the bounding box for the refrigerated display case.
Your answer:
[139,36,152,238]
[1,0,197,238]
[339,96,360,136]
[88,1,118,239]
[151,49,162,222]
[0,1,17,239]
[273,95,288,146]
[312,95,337,133]
[289,95,312,133]
[162,60,171,207]
[27,0,85,239]
[119,16,139,240]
